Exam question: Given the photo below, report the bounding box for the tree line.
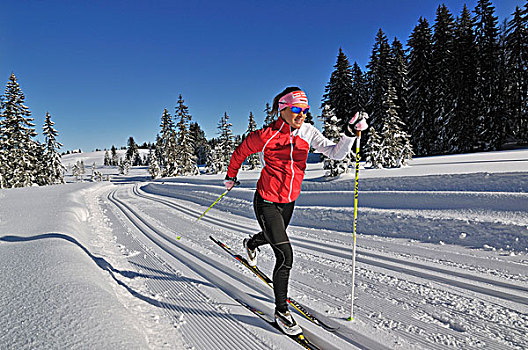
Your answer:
[321,0,527,174]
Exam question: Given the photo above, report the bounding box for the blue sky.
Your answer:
[1,0,523,151]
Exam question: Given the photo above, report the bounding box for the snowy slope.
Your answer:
[1,149,527,349]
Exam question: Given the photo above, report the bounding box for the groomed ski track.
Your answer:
[106,186,368,350]
[99,180,528,350]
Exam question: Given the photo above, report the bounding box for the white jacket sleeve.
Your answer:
[309,126,356,160]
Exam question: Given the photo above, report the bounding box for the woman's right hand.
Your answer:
[224,176,239,190]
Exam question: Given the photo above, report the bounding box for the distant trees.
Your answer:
[244,112,260,170]
[213,112,235,173]
[174,95,198,175]
[149,95,201,179]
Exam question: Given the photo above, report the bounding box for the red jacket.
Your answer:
[227,118,355,203]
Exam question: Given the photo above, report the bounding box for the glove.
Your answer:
[344,112,369,137]
[224,175,240,191]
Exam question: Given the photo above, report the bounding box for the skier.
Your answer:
[224,86,368,335]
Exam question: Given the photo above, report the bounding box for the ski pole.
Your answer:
[196,180,239,222]
[347,130,361,321]
[196,189,229,222]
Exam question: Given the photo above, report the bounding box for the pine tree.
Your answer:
[190,122,209,166]
[125,136,140,166]
[320,105,351,176]
[42,112,65,184]
[104,150,111,166]
[216,112,234,173]
[148,156,161,179]
[365,127,384,168]
[111,145,118,166]
[157,108,178,177]
[452,5,479,153]
[322,48,356,176]
[474,0,503,150]
[367,29,392,131]
[380,84,413,167]
[506,5,528,144]
[174,95,198,175]
[0,73,41,188]
[263,103,274,127]
[350,62,368,114]
[244,112,260,170]
[432,4,457,154]
[407,17,435,156]
[322,48,355,127]
[366,84,413,168]
[205,138,221,174]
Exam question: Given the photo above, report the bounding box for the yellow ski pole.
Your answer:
[196,189,229,222]
[196,178,239,223]
[347,130,361,321]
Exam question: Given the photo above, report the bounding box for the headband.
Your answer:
[278,90,309,110]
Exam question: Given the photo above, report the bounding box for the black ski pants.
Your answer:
[248,191,295,313]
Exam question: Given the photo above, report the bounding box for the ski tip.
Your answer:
[176,236,181,240]
[346,316,354,322]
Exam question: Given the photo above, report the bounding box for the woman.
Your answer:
[224,86,368,335]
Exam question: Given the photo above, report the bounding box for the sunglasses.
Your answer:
[282,103,310,115]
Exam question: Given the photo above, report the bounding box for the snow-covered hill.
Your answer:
[1,149,527,349]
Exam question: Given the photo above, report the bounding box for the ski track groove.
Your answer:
[106,188,275,350]
[133,184,528,350]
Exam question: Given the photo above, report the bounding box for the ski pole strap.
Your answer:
[197,190,229,222]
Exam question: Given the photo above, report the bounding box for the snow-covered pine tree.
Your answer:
[474,0,503,150]
[190,122,209,166]
[111,145,119,166]
[452,5,479,153]
[42,112,65,184]
[320,105,350,176]
[263,103,274,127]
[379,84,414,168]
[174,95,198,175]
[148,146,161,179]
[0,73,41,188]
[205,140,221,174]
[407,17,435,156]
[72,162,81,181]
[431,4,457,154]
[364,127,384,168]
[125,136,141,166]
[244,112,260,170]
[157,108,178,177]
[104,150,111,166]
[0,113,5,188]
[216,112,234,173]
[505,5,528,144]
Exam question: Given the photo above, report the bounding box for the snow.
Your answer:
[1,148,527,349]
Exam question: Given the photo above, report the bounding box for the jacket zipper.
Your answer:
[288,128,295,202]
